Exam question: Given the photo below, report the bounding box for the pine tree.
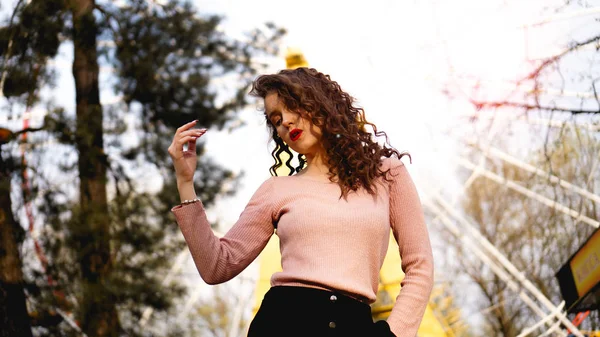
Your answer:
[0,128,33,337]
[0,0,284,336]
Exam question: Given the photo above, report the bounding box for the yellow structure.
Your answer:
[570,229,600,303]
[371,235,453,337]
[252,49,452,337]
[252,233,452,337]
[285,47,309,69]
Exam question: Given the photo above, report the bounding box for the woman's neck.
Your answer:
[301,151,331,178]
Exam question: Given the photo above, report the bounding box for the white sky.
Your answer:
[191,0,569,227]
[2,0,595,332]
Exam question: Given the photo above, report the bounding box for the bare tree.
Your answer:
[183,282,252,337]
[436,126,599,336]
[469,1,600,119]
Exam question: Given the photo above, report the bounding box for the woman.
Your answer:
[168,68,434,337]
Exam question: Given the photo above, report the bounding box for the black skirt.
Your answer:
[248,286,396,337]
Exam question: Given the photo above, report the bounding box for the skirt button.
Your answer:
[329,321,336,329]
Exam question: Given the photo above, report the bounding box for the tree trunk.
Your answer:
[0,152,33,337]
[70,0,119,336]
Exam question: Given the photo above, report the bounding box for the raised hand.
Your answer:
[168,120,207,185]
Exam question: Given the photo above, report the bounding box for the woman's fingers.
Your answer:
[176,135,199,147]
[169,124,206,159]
[186,138,197,155]
[176,130,206,148]
[178,128,207,139]
[175,120,198,136]
[169,122,206,182]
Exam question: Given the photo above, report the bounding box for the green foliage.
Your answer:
[0,0,65,99]
[1,0,285,336]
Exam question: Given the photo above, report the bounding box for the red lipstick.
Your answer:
[289,129,303,141]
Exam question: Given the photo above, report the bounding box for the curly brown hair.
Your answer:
[250,67,409,198]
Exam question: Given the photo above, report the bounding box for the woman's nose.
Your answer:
[282,117,294,128]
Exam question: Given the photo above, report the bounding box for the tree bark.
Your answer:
[70,0,119,336]
[0,152,33,337]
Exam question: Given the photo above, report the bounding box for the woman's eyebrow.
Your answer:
[266,109,280,119]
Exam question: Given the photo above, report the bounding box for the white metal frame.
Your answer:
[424,191,584,337]
[427,106,598,336]
[457,156,599,229]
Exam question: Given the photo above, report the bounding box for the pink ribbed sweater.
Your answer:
[172,157,434,337]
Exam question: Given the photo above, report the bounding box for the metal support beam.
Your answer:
[424,199,561,335]
[516,301,566,337]
[458,157,599,228]
[430,192,584,337]
[467,141,600,205]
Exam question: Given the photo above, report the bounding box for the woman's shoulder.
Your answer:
[254,175,298,191]
[257,174,339,194]
[247,176,284,203]
[379,156,406,171]
[250,174,329,201]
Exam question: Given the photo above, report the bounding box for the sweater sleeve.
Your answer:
[385,158,434,337]
[171,177,276,285]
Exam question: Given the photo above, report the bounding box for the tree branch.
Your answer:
[523,35,600,83]
[592,76,600,109]
[14,126,45,136]
[471,100,600,115]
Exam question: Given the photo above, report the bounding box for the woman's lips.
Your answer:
[290,129,303,141]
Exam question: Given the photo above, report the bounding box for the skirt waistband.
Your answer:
[249,286,393,336]
[264,286,371,313]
